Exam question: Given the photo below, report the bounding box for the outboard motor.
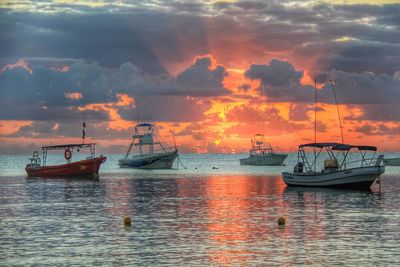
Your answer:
[28,151,41,167]
[294,162,303,173]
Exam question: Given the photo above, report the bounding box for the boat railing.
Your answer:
[138,146,177,155]
[339,156,384,169]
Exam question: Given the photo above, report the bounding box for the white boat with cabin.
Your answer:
[240,134,288,166]
[282,143,385,190]
[118,123,178,169]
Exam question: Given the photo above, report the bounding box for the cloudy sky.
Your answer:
[1,0,400,153]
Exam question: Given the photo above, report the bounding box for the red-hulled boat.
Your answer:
[25,143,106,178]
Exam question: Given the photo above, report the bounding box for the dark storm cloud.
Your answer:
[289,104,312,121]
[1,0,400,126]
[115,56,229,97]
[321,70,400,105]
[352,123,400,136]
[0,103,109,122]
[0,56,227,121]
[175,56,228,97]
[118,95,212,123]
[245,59,303,87]
[0,11,209,73]
[0,61,117,107]
[1,1,399,76]
[214,1,400,74]
[245,59,400,122]
[245,59,400,105]
[345,104,400,122]
[0,61,112,121]
[3,120,133,140]
[245,59,316,103]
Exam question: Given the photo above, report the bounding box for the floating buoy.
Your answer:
[278,217,286,227]
[124,217,131,226]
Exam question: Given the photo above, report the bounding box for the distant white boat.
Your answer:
[282,143,385,190]
[383,157,400,166]
[383,158,400,166]
[118,123,178,169]
[240,134,287,166]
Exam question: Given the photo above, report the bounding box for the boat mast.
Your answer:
[82,111,86,144]
[329,80,344,144]
[314,79,317,145]
[314,79,317,172]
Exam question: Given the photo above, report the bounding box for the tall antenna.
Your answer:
[314,79,317,144]
[82,111,86,144]
[171,131,177,150]
[314,79,317,172]
[329,80,344,144]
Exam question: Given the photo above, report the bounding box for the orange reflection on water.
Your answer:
[204,175,287,266]
[104,179,133,217]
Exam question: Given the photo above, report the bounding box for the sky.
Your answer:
[0,0,400,154]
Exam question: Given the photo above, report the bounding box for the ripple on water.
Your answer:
[1,173,400,266]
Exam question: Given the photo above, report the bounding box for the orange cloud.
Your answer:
[0,120,33,135]
[1,59,33,74]
[79,93,135,131]
[65,92,83,100]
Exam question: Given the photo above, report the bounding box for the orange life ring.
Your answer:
[64,148,72,160]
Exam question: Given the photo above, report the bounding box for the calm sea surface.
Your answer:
[1,153,400,266]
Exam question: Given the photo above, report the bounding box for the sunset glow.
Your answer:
[1,0,399,154]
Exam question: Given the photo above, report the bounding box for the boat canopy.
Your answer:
[299,142,340,149]
[299,143,377,151]
[332,144,377,151]
[136,123,154,128]
[42,143,96,150]
[355,145,377,151]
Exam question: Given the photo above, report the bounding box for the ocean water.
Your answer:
[1,153,400,266]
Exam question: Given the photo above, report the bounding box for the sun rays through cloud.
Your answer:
[1,0,399,153]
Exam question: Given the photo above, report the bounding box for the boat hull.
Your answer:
[383,158,400,166]
[25,156,107,178]
[240,154,287,166]
[282,166,384,190]
[118,151,178,169]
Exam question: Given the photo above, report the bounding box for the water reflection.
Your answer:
[1,174,399,266]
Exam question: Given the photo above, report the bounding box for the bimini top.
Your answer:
[299,142,341,149]
[299,142,377,151]
[332,144,377,151]
[42,143,96,150]
[135,123,154,128]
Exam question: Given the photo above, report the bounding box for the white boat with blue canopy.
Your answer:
[118,123,178,169]
[282,142,385,190]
